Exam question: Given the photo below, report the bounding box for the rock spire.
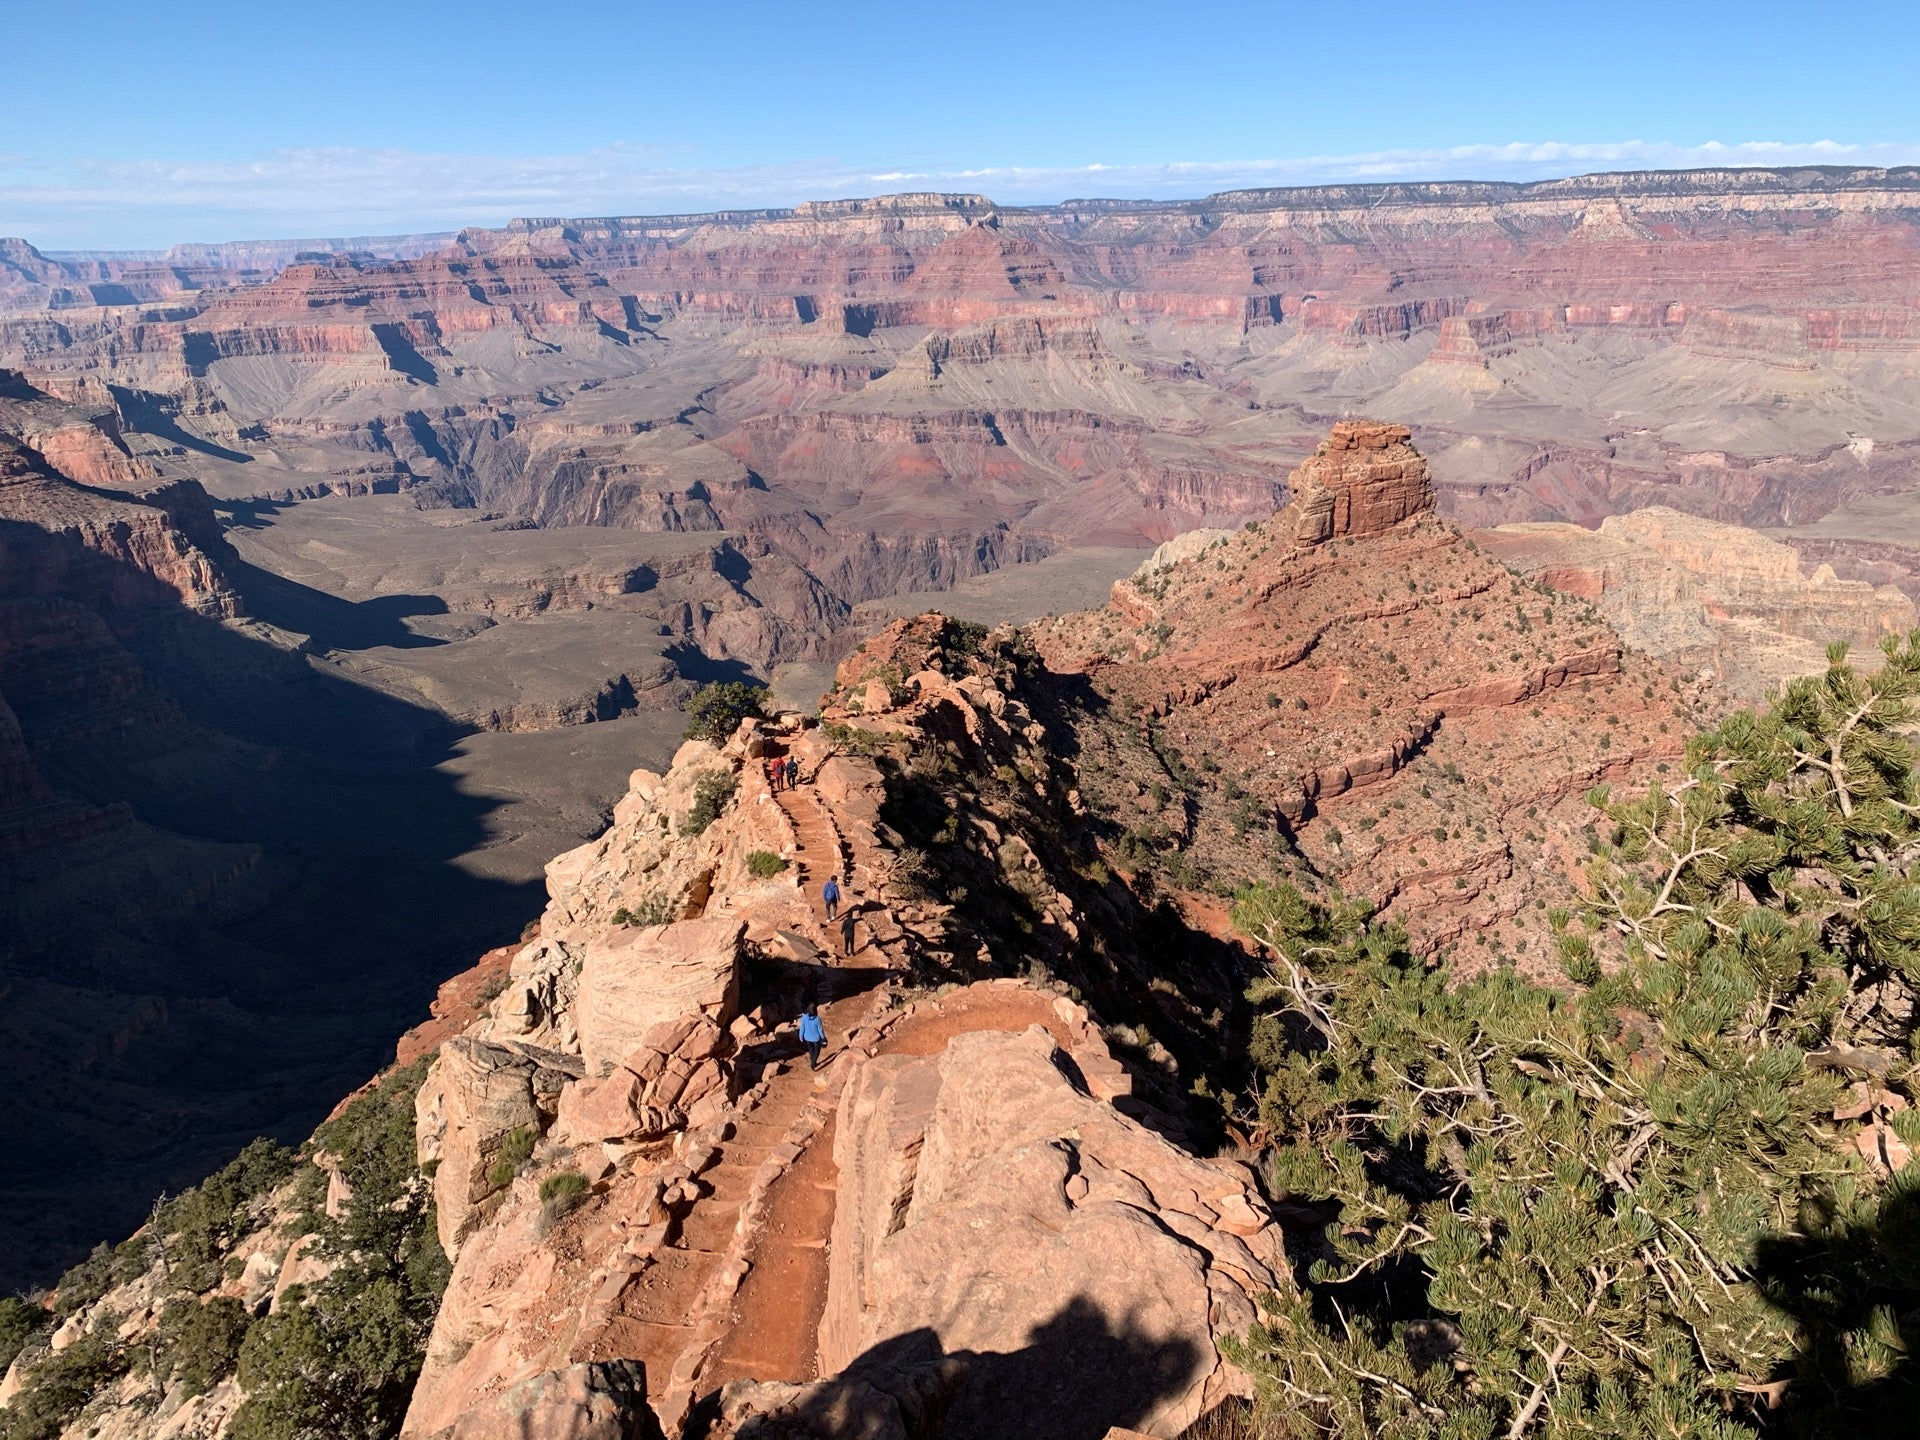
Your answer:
[1282,419,1433,545]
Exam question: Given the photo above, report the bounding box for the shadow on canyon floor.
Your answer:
[111,387,255,466]
[225,556,452,652]
[0,539,561,1289]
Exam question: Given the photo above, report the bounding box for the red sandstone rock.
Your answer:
[1033,421,1701,965]
[417,1035,553,1256]
[1281,419,1433,544]
[556,1014,731,1144]
[819,1027,1283,1436]
[573,915,745,1077]
[431,1360,664,1440]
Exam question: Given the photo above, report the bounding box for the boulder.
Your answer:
[714,1332,967,1440]
[417,1035,547,1257]
[715,1377,909,1440]
[557,1014,732,1144]
[1132,528,1233,579]
[430,1360,664,1440]
[820,1026,1286,1439]
[270,1234,333,1312]
[574,915,744,1076]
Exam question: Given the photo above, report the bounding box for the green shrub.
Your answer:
[153,1136,297,1292]
[0,1296,50,1374]
[680,770,738,836]
[682,681,767,743]
[609,892,675,927]
[50,1243,116,1319]
[1227,638,1920,1439]
[537,1171,590,1205]
[226,1059,448,1440]
[0,1325,127,1440]
[746,849,788,878]
[14,1069,443,1440]
[821,721,893,755]
[534,1171,592,1236]
[228,1276,425,1440]
[152,1294,250,1397]
[934,619,989,665]
[487,1126,536,1190]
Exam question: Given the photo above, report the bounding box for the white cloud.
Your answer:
[4,138,1918,251]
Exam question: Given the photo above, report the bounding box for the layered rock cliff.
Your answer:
[1477,505,1920,697]
[0,398,239,864]
[7,167,1920,673]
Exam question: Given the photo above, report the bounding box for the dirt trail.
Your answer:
[700,1107,840,1390]
[771,772,845,916]
[694,984,1079,1402]
[614,741,1079,1422]
[772,749,896,965]
[590,1069,811,1388]
[575,751,896,1426]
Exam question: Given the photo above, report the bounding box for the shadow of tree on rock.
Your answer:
[1752,1174,1920,1436]
[710,1295,1205,1440]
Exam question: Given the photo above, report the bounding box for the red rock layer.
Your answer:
[1034,421,1700,966]
[1281,420,1435,544]
[2,168,1919,639]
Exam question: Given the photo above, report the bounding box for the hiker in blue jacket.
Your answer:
[798,1006,826,1070]
[822,875,841,921]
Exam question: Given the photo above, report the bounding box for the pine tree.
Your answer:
[1227,636,1920,1438]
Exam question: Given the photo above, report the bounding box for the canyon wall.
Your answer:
[5,168,1919,651]
[1478,506,1919,697]
[8,166,1920,1301]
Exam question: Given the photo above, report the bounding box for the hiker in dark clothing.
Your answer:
[798,1006,825,1070]
[822,875,841,921]
[785,756,799,789]
[839,904,857,957]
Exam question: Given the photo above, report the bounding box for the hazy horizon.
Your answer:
[12,149,1920,257]
[6,0,1917,249]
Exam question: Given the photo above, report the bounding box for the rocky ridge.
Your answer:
[3,639,1295,1439]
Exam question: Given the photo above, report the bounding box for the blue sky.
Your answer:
[4,0,1918,249]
